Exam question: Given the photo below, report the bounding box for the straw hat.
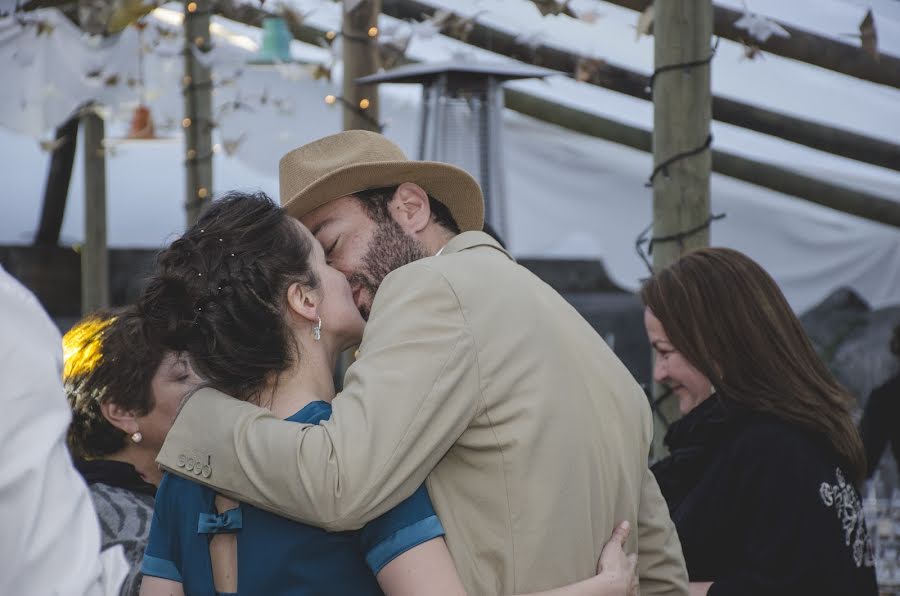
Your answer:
[279,130,485,232]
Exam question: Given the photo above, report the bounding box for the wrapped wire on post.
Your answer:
[635,213,727,275]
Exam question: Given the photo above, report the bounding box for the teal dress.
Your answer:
[140,401,444,595]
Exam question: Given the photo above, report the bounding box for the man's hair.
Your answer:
[352,186,461,235]
[64,307,166,459]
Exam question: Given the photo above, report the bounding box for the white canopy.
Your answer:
[1,0,898,313]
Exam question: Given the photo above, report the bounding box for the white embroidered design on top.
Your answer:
[820,468,875,568]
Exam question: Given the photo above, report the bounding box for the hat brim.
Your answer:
[281,160,485,232]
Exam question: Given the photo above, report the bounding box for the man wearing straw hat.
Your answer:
[157,130,687,595]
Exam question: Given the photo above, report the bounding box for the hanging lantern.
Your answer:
[127,104,156,139]
[248,17,294,65]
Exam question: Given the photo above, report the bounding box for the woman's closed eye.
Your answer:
[325,237,339,262]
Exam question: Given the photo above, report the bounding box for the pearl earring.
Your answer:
[131,431,143,444]
[313,317,322,341]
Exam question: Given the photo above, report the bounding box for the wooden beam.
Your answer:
[380,0,900,173]
[505,89,900,229]
[595,0,900,90]
[81,108,109,314]
[35,114,79,246]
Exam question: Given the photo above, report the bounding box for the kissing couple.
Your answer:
[137,130,688,595]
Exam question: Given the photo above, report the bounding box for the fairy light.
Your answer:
[197,187,209,199]
[367,26,378,37]
[182,117,192,128]
[194,36,205,47]
[325,30,337,41]
[187,2,197,12]
[324,94,336,105]
[359,98,370,109]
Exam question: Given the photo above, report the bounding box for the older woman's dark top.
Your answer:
[651,395,877,596]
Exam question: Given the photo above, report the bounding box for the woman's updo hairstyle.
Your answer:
[140,191,318,402]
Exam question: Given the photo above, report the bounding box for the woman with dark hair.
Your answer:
[63,307,201,595]
[137,191,638,596]
[642,247,877,596]
[859,323,900,477]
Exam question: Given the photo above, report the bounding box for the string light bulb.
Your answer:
[187,2,197,12]
[324,95,336,105]
[194,36,205,47]
[367,26,378,37]
[182,117,192,128]
[197,187,209,199]
[213,143,221,153]
[359,98,370,109]
[325,30,337,41]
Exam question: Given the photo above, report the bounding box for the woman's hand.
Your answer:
[595,521,639,596]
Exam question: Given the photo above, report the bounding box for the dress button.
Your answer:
[177,454,186,468]
[201,465,211,478]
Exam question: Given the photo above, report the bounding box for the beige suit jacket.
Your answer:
[157,231,687,595]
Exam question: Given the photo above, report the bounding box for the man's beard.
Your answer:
[348,218,427,320]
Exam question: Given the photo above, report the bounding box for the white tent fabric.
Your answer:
[1,1,899,313]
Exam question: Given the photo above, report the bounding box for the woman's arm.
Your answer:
[376,522,638,596]
[139,576,185,596]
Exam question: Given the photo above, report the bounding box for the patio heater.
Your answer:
[357,61,553,241]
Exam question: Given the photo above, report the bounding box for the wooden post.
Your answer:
[81,108,109,314]
[35,114,79,246]
[183,0,214,226]
[649,0,713,457]
[341,0,381,131]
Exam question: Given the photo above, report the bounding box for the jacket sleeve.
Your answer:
[636,467,690,596]
[156,263,483,531]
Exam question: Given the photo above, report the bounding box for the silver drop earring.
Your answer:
[313,317,322,341]
[131,431,143,444]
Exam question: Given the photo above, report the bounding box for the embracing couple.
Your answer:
[137,130,688,596]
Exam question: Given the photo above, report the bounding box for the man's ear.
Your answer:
[388,183,432,235]
[99,401,139,436]
[285,282,319,325]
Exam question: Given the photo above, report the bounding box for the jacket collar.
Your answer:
[438,231,513,261]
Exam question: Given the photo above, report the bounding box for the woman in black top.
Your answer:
[642,247,877,596]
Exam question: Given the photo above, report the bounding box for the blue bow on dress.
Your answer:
[197,507,243,535]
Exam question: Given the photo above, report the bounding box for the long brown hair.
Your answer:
[640,247,866,484]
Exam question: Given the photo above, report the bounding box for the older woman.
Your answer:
[64,307,200,596]
[643,247,877,596]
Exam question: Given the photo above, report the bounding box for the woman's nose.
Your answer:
[653,358,666,384]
